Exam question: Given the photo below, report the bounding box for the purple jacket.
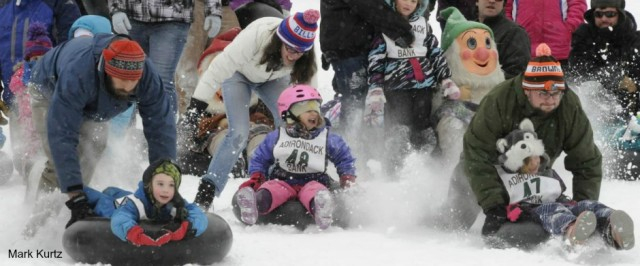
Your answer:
[249,125,356,179]
[230,0,291,11]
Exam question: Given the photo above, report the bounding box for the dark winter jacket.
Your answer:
[436,0,477,29]
[463,75,602,212]
[482,12,531,79]
[368,0,451,92]
[249,124,356,187]
[568,10,640,115]
[109,182,208,242]
[319,0,414,62]
[0,0,80,105]
[29,34,177,193]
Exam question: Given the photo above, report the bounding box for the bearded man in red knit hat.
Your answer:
[29,35,177,228]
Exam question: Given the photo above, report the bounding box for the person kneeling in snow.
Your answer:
[234,85,357,229]
[84,159,207,247]
[443,43,603,233]
[493,118,634,250]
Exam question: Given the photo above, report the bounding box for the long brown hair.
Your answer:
[259,32,316,84]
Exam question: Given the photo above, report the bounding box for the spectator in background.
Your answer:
[504,0,587,69]
[319,0,414,159]
[476,0,530,79]
[436,0,478,29]
[568,0,640,120]
[107,0,223,113]
[0,0,81,107]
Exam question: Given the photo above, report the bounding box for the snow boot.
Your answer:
[230,156,247,179]
[602,210,635,250]
[565,211,596,246]
[194,180,216,212]
[312,190,334,230]
[236,187,259,225]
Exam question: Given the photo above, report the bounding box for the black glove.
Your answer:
[481,206,507,236]
[321,54,330,71]
[65,192,95,228]
[394,34,415,49]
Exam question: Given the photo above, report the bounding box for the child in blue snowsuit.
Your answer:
[234,85,357,229]
[82,159,208,247]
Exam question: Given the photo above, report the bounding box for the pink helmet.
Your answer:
[277,85,322,118]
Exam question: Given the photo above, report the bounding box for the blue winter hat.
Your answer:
[276,9,319,52]
[68,15,112,39]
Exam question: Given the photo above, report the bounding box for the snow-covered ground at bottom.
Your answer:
[0,0,639,265]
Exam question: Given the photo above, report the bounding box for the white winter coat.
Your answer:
[194,17,292,100]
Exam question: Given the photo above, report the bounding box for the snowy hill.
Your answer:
[0,1,639,265]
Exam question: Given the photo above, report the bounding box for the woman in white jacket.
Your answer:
[191,9,319,210]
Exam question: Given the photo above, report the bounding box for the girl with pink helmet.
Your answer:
[191,10,320,211]
[233,84,357,229]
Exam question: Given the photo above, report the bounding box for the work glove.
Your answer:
[112,12,132,34]
[441,78,460,100]
[239,172,265,191]
[339,175,356,188]
[481,206,507,236]
[0,100,10,125]
[364,87,385,127]
[204,15,222,38]
[65,192,95,228]
[126,225,172,247]
[163,220,195,241]
[620,75,637,93]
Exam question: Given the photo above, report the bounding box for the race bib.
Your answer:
[273,127,328,174]
[495,166,563,204]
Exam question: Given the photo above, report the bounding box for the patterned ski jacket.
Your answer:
[107,0,222,23]
[0,0,80,105]
[463,75,602,212]
[29,34,177,193]
[249,124,356,187]
[368,0,450,92]
[504,0,586,61]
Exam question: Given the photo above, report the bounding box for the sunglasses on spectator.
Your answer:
[594,11,618,18]
[284,44,305,55]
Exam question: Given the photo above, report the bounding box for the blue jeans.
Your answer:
[330,55,368,129]
[534,200,613,235]
[128,20,188,112]
[203,72,289,196]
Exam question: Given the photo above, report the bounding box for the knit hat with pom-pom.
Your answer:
[522,43,565,91]
[102,39,145,80]
[24,22,53,61]
[276,9,319,52]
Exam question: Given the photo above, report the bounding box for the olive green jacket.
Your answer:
[463,74,602,212]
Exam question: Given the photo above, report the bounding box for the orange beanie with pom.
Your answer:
[522,43,565,91]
